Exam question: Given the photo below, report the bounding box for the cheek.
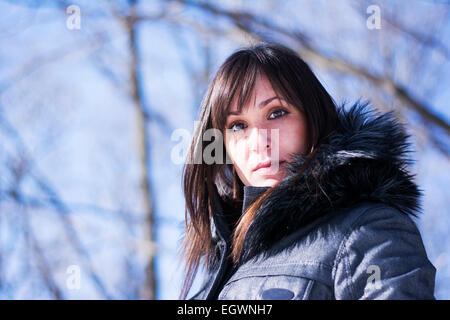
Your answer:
[225,138,247,169]
[225,138,252,186]
[278,121,308,155]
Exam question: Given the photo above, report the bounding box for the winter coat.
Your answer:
[189,102,436,300]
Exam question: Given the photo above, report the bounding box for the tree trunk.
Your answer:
[126,2,157,300]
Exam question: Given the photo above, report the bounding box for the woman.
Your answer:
[180,42,436,300]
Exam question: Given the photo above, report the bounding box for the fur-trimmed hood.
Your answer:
[216,101,423,265]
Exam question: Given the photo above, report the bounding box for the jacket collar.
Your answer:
[214,101,422,265]
[211,186,269,244]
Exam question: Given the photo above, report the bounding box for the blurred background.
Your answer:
[0,0,449,299]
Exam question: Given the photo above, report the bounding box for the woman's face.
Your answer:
[224,74,309,187]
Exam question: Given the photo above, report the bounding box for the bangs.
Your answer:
[210,54,259,131]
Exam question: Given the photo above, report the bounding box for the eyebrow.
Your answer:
[227,96,284,116]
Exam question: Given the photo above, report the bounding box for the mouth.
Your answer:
[253,160,286,172]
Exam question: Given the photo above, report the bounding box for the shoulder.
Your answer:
[330,201,436,299]
[335,201,421,238]
[286,201,418,257]
[273,201,410,256]
[331,200,429,267]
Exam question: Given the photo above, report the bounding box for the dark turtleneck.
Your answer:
[242,185,270,214]
[218,185,270,242]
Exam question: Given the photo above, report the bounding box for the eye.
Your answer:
[268,108,289,120]
[227,108,289,132]
[228,121,247,132]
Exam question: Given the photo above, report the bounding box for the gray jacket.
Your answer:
[189,102,436,300]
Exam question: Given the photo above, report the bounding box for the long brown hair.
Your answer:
[180,42,338,299]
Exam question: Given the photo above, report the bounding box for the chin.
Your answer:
[253,178,282,187]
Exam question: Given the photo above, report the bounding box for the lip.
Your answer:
[253,160,285,172]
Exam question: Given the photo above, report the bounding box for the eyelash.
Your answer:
[227,108,289,132]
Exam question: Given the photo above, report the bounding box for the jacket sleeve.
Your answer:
[332,204,436,300]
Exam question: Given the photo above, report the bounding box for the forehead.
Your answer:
[229,74,281,112]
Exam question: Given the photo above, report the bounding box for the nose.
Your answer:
[248,127,270,154]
